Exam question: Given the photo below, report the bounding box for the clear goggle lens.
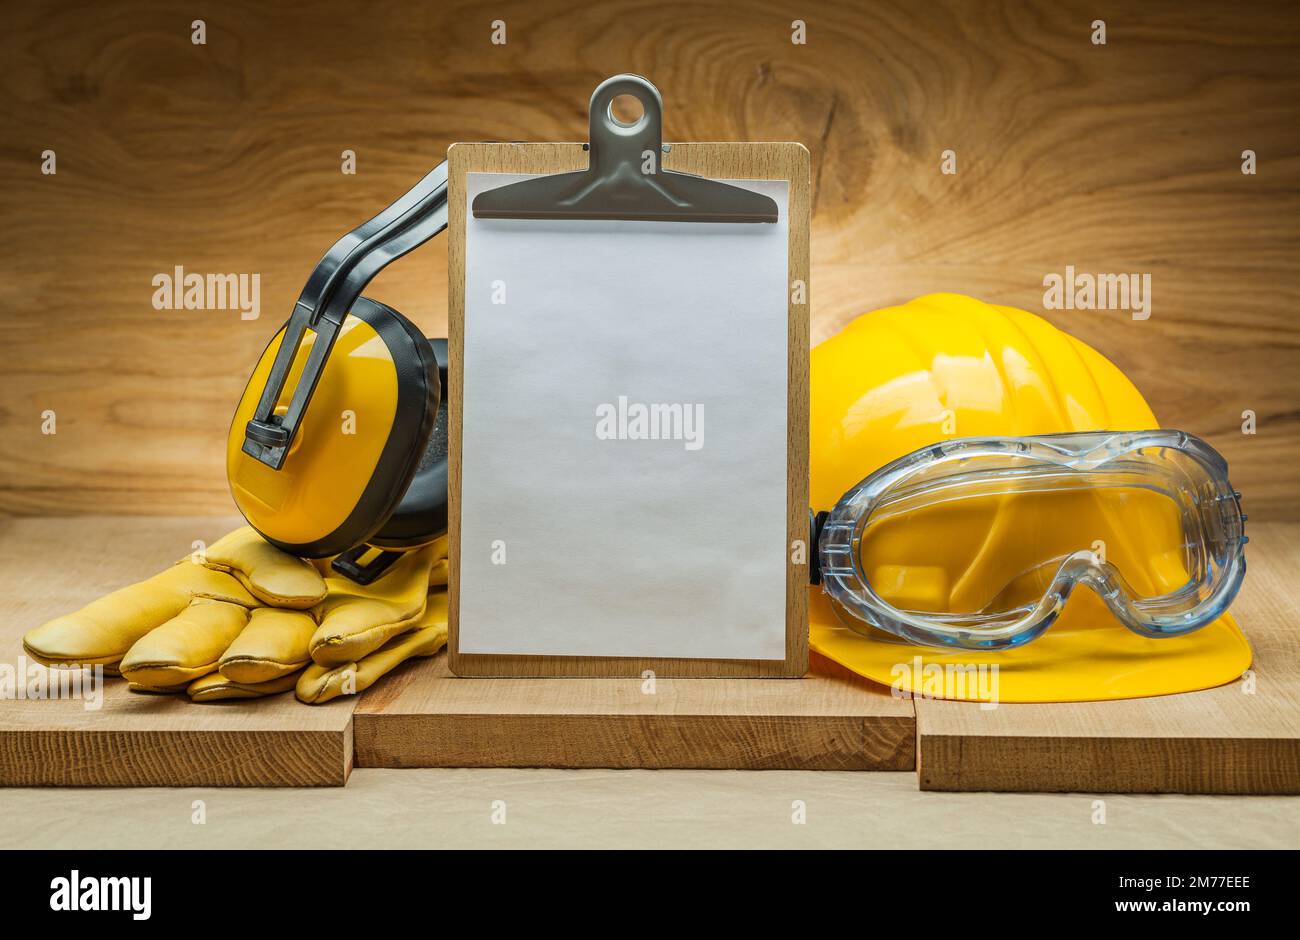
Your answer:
[818,431,1247,650]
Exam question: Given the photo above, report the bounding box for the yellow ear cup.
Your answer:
[227,299,438,557]
[228,315,397,550]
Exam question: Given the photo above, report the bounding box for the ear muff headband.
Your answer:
[227,163,449,557]
[240,162,448,469]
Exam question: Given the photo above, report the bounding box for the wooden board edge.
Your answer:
[446,652,803,679]
[354,712,914,771]
[446,141,467,677]
[918,733,1300,794]
[0,729,352,788]
[786,142,811,678]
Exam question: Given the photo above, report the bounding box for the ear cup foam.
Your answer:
[332,302,440,553]
[373,339,449,548]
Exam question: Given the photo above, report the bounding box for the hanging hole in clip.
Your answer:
[608,94,646,130]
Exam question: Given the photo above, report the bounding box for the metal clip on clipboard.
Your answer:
[471,74,778,224]
[242,162,450,469]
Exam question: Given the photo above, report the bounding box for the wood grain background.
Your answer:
[2,0,1298,518]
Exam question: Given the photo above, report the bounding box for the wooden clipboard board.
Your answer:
[447,75,809,678]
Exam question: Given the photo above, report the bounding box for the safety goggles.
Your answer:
[815,430,1247,650]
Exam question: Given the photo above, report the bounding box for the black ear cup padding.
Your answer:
[373,445,448,547]
[372,338,449,548]
[310,300,439,557]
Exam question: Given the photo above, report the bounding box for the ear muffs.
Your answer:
[225,163,450,578]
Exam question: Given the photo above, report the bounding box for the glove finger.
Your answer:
[427,533,447,587]
[218,608,315,684]
[203,527,327,609]
[22,564,246,670]
[167,561,262,606]
[119,599,250,688]
[420,589,448,630]
[299,590,447,704]
[308,597,421,668]
[188,669,300,702]
[127,681,187,695]
[297,621,447,705]
[310,544,438,666]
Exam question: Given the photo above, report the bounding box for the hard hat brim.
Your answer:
[809,589,1252,703]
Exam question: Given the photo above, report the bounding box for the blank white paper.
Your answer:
[458,173,790,659]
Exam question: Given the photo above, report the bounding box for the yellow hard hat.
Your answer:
[809,293,1250,702]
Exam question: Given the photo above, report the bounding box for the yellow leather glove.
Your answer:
[193,536,450,704]
[26,527,448,704]
[23,528,327,682]
[293,588,448,704]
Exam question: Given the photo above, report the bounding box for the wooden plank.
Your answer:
[1,0,1296,522]
[0,517,356,787]
[354,652,913,770]
[916,522,1300,794]
[446,141,809,678]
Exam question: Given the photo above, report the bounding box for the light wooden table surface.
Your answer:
[3,515,1297,794]
[2,768,1296,850]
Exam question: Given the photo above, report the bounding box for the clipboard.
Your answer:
[447,74,809,678]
